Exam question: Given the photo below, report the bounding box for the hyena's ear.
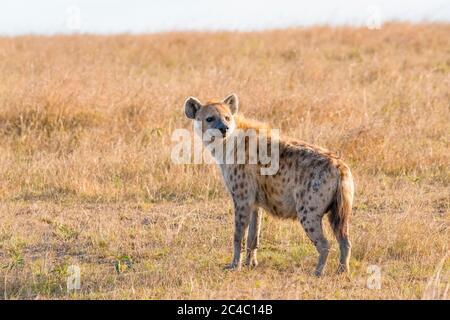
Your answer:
[222,93,239,114]
[184,97,202,119]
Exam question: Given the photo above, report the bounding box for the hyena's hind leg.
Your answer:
[336,233,351,274]
[245,208,262,267]
[328,203,351,274]
[297,205,330,277]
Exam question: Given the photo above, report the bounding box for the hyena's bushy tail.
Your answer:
[329,162,354,240]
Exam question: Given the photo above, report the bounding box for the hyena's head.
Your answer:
[184,93,238,141]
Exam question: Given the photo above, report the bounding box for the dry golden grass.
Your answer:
[0,23,449,299]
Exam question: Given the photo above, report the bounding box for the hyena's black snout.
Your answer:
[217,122,229,136]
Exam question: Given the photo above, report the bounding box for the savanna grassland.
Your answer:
[0,23,449,299]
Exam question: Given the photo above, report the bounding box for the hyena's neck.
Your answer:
[211,115,272,167]
[208,132,240,166]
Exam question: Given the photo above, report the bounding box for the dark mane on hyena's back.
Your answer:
[234,113,341,161]
[286,138,341,160]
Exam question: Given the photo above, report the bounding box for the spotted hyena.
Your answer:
[184,93,354,276]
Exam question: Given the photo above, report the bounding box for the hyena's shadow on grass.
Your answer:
[222,223,328,274]
[254,246,317,272]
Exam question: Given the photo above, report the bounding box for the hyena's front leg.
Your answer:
[225,201,252,270]
[245,208,262,267]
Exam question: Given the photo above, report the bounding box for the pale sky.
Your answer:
[0,0,449,35]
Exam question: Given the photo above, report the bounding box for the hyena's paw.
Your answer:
[313,269,325,277]
[311,270,323,278]
[244,258,258,268]
[336,264,349,275]
[223,262,241,271]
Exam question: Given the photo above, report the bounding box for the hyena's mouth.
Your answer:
[208,132,226,141]
[210,134,226,142]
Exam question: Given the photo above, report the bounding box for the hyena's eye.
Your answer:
[225,116,230,121]
[206,116,214,123]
